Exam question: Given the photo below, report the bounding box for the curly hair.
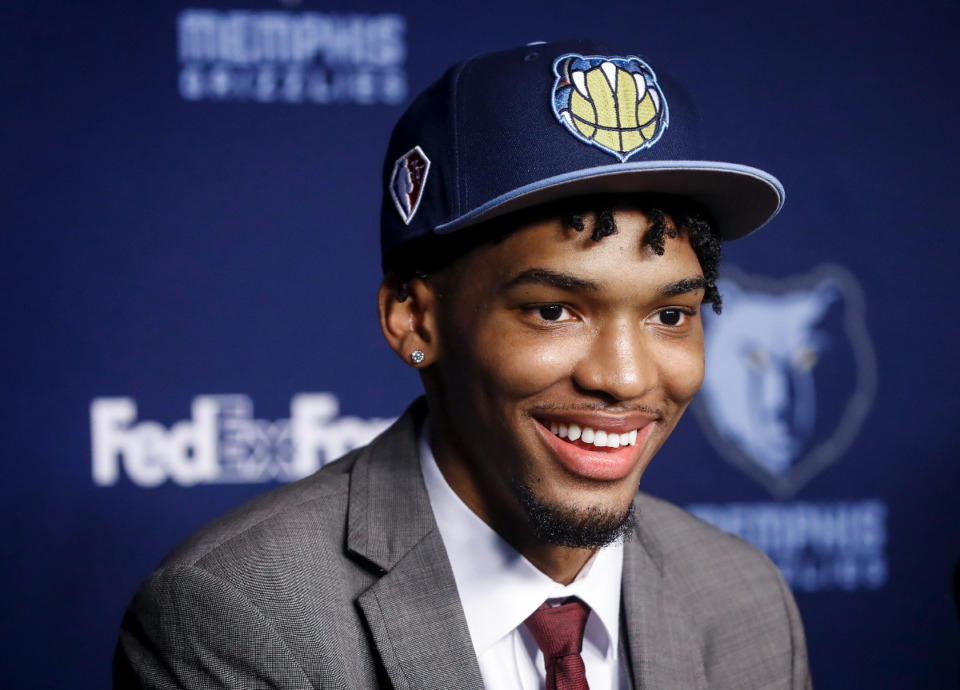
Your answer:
[385,194,724,313]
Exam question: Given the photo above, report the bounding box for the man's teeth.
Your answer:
[548,422,639,447]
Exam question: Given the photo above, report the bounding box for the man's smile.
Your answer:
[547,420,640,448]
[534,416,658,482]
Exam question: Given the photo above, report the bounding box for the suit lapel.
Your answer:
[357,532,485,689]
[347,400,484,689]
[622,505,708,690]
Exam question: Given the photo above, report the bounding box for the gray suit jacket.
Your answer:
[116,399,811,689]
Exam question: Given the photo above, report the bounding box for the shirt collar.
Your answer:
[419,424,624,657]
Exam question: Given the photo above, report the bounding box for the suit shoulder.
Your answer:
[632,493,809,687]
[634,491,780,580]
[632,492,795,624]
[161,447,363,568]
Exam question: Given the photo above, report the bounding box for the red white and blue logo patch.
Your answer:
[389,146,430,225]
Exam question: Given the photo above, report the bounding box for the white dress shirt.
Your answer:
[419,430,627,690]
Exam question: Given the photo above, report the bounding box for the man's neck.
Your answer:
[513,540,597,585]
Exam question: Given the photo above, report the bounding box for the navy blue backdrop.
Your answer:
[3,1,959,688]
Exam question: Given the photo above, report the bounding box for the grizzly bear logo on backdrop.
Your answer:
[694,265,877,498]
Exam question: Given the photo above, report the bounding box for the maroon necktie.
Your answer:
[523,597,591,690]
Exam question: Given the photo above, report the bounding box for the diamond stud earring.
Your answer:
[410,350,425,365]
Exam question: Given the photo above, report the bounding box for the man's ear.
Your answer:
[378,273,439,368]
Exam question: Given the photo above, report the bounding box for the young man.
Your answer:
[116,40,811,689]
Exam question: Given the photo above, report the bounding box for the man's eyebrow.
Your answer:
[500,268,601,293]
[660,277,707,296]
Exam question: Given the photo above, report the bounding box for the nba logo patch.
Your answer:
[552,54,668,161]
[390,146,430,225]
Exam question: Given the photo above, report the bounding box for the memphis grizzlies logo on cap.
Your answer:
[552,53,668,162]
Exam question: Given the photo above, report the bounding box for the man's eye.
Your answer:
[658,309,684,326]
[538,305,566,321]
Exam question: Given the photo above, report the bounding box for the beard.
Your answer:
[511,483,637,549]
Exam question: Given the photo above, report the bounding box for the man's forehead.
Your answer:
[498,266,706,299]
[459,213,703,288]
[422,194,707,297]
[484,201,675,259]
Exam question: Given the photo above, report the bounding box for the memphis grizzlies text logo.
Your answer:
[552,54,668,161]
[694,265,876,498]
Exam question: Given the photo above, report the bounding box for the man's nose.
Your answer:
[572,321,658,401]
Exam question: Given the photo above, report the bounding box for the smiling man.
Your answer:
[117,40,811,690]
[382,202,712,585]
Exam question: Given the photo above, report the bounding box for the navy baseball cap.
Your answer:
[380,39,784,264]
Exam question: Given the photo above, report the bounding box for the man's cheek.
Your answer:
[480,341,573,396]
[658,342,705,399]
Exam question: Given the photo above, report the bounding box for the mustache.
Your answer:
[529,401,664,419]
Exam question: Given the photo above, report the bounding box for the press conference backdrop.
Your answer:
[3,1,958,687]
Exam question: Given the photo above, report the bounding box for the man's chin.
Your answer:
[511,483,637,549]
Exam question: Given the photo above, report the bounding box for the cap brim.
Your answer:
[434,161,784,241]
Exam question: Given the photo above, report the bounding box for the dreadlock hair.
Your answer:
[384,194,724,313]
